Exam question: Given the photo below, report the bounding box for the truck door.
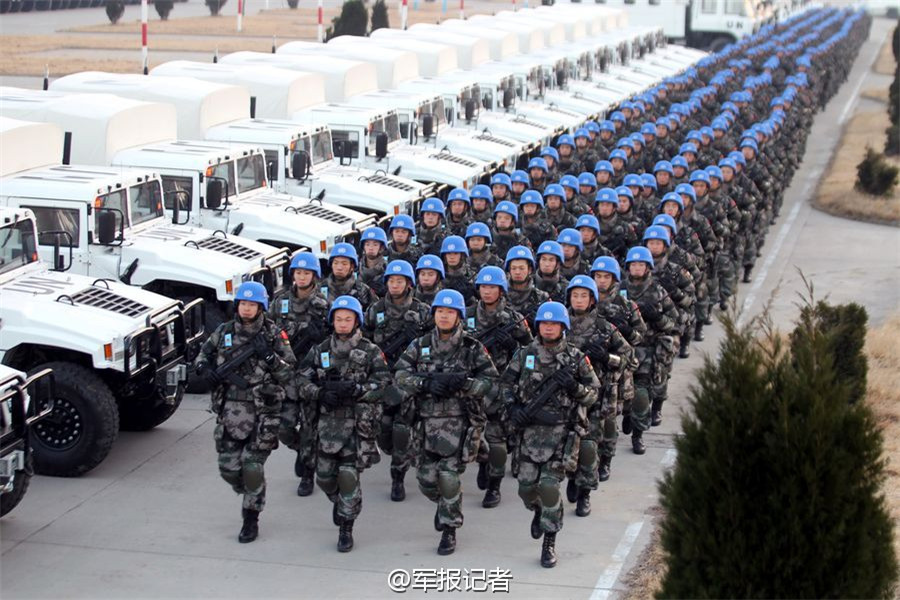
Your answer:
[20,199,88,275]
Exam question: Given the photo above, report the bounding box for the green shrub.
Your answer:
[325,0,368,41]
[155,0,174,20]
[855,147,899,196]
[371,0,390,32]
[206,0,227,16]
[105,0,124,24]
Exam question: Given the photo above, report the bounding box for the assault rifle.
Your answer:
[477,315,525,355]
[209,332,268,390]
[380,322,424,364]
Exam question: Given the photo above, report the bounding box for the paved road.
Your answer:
[1,17,898,600]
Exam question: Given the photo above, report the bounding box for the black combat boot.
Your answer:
[565,477,579,503]
[482,477,502,508]
[238,508,259,544]
[294,451,304,478]
[743,266,753,283]
[476,461,488,491]
[719,299,728,311]
[297,466,314,497]
[679,334,691,358]
[598,455,611,482]
[632,431,646,455]
[437,527,456,555]
[541,532,558,568]
[331,497,342,526]
[651,400,663,427]
[337,519,354,553]
[621,411,632,435]
[694,322,705,342]
[575,489,591,517]
[434,506,442,532]
[390,470,406,502]
[530,506,543,539]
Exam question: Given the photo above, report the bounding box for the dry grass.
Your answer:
[862,86,891,102]
[874,32,897,76]
[864,310,900,569]
[814,109,900,226]
[621,506,667,600]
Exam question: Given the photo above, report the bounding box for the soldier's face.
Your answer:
[434,307,459,331]
[387,275,408,297]
[473,198,489,212]
[508,260,531,282]
[598,203,616,218]
[680,195,693,209]
[683,152,695,164]
[511,182,527,195]
[539,254,558,273]
[547,196,563,210]
[714,130,724,139]
[492,184,508,199]
[632,142,642,153]
[565,188,576,201]
[644,133,654,145]
[576,138,588,150]
[293,268,315,288]
[478,284,501,304]
[562,244,578,261]
[593,272,614,292]
[722,167,734,182]
[601,131,612,141]
[693,182,708,197]
[332,309,357,335]
[418,269,439,288]
[570,288,593,311]
[628,262,649,278]
[673,167,686,178]
[579,185,593,196]
[363,240,383,258]
[423,212,441,227]
[495,213,514,229]
[331,257,353,278]
[468,237,486,252]
[544,157,557,169]
[619,196,633,212]
[238,301,261,321]
[559,145,573,158]
[530,168,545,180]
[742,147,755,161]
[391,229,411,245]
[539,321,563,341]
[656,172,670,186]
[523,204,539,217]
[445,252,463,267]
[449,201,467,216]
[656,125,667,138]
[611,158,624,171]
[710,178,721,191]
[662,202,680,217]
[646,239,666,257]
[579,227,596,245]
[642,187,655,198]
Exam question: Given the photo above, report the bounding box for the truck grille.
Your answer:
[512,117,545,129]
[70,287,149,318]
[474,134,516,147]
[197,237,263,261]
[288,204,354,224]
[429,153,479,168]
[365,175,416,191]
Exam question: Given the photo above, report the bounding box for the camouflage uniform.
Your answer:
[491,226,531,261]
[321,274,378,311]
[467,247,503,270]
[521,213,558,250]
[394,326,499,530]
[386,241,423,267]
[507,283,550,332]
[358,256,388,298]
[416,224,446,257]
[533,272,569,303]
[443,263,476,299]
[598,214,638,262]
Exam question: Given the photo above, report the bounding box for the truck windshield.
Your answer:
[95,189,127,233]
[209,161,236,197]
[236,154,267,193]
[299,131,335,166]
[129,180,165,227]
[384,114,401,143]
[0,218,39,276]
[527,69,542,98]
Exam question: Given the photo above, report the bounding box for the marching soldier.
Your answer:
[321,243,378,310]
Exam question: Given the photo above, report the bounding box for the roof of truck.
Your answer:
[1,164,157,202]
[436,20,521,60]
[110,140,261,171]
[0,116,63,178]
[386,27,491,69]
[283,37,420,89]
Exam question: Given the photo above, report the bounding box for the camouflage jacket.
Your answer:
[623,276,678,341]
[386,241,423,267]
[321,274,379,310]
[568,195,594,218]
[363,290,433,353]
[415,283,443,307]
[560,256,590,281]
[465,299,533,375]
[358,256,388,298]
[545,207,577,231]
[693,195,728,252]
[521,215,558,250]
[533,272,569,303]
[507,283,550,328]
[567,307,636,387]
[596,284,646,348]
[490,227,531,261]
[416,224,446,256]
[268,285,330,360]
[581,238,614,266]
[469,208,493,226]
[446,213,474,238]
[467,248,503,270]
[653,254,696,320]
[598,214,638,260]
[443,263,476,299]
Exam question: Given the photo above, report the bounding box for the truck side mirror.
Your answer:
[206,179,224,210]
[464,98,476,122]
[503,88,515,109]
[422,114,434,138]
[375,132,388,160]
[292,150,311,181]
[47,230,73,272]
[97,211,118,245]
[556,68,567,88]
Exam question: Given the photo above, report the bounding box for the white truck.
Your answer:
[0,116,291,334]
[0,206,204,476]
[0,87,375,262]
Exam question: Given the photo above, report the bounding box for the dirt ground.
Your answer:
[621,506,667,600]
[874,30,898,76]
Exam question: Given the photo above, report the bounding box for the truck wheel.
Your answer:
[184,299,226,394]
[29,362,119,477]
[708,37,732,53]
[118,384,185,432]
[0,457,32,517]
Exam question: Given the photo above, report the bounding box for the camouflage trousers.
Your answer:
[378,412,417,477]
[694,270,710,327]
[476,418,509,479]
[417,452,465,530]
[317,437,362,522]
[517,458,565,534]
[573,406,607,490]
[216,439,271,512]
[650,336,677,408]
[719,245,741,302]
[278,399,318,475]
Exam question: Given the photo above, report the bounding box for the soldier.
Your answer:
[622,247,678,453]
[653,160,675,197]
[358,227,389,298]
[557,228,590,281]
[510,170,531,203]
[414,254,445,306]
[642,123,667,172]
[416,198,447,256]
[555,134,580,175]
[595,188,637,262]
[594,160,615,189]
[386,215,422,266]
[467,267,533,508]
[321,243,378,310]
[491,201,530,260]
[705,165,742,311]
[689,170,726,333]
[296,296,390,552]
[541,146,561,182]
[195,281,295,543]
[616,184,645,239]
[440,236,475,299]
[636,174,659,230]
[627,133,646,175]
[543,184,577,231]
[445,188,474,237]
[533,240,569,302]
[505,245,550,327]
[363,261,433,502]
[519,190,557,250]
[490,173,513,206]
[670,156,690,186]
[528,157,550,195]
[595,119,617,159]
[466,222,503,270]
[502,301,599,568]
[573,173,598,217]
[573,128,599,176]
[608,149,628,187]
[676,183,717,345]
[270,252,330,497]
[576,214,612,266]
[394,289,499,555]
[470,184,494,226]
[563,276,632,512]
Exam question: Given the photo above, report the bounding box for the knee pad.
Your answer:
[437,471,460,500]
[219,469,242,489]
[633,387,651,410]
[537,479,560,507]
[488,444,508,470]
[518,482,538,507]
[317,476,338,496]
[337,467,358,495]
[242,462,265,492]
[578,439,597,467]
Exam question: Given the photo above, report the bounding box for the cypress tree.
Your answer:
[370,0,390,32]
[325,0,368,41]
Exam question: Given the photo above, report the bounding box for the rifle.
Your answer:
[290,323,323,360]
[380,322,424,364]
[211,331,268,391]
[477,315,525,355]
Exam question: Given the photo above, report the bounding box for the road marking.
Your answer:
[839,28,890,125]
[590,521,645,600]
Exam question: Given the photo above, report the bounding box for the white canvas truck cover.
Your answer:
[434,21,521,62]
[466,15,547,54]
[281,38,420,89]
[0,117,63,178]
[386,26,491,70]
[0,87,175,166]
[150,61,325,119]
[501,8,587,42]
[345,36,458,77]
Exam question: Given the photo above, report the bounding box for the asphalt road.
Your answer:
[1,16,898,600]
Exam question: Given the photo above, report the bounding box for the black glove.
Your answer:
[195,362,220,388]
[422,377,450,396]
[494,328,515,350]
[403,324,420,341]
[441,373,468,393]
[508,405,530,428]
[587,340,610,368]
[325,379,359,398]
[317,387,341,409]
[616,321,632,339]
[252,335,276,364]
[552,369,579,394]
[638,302,659,322]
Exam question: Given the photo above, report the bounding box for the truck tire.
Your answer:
[29,362,119,477]
[708,36,733,53]
[185,300,226,394]
[118,384,185,432]
[0,457,32,517]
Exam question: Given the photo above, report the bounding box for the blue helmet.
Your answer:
[558,174,578,193]
[541,146,560,162]
[643,225,671,247]
[718,157,737,172]
[383,259,416,285]
[576,173,596,189]
[534,301,570,330]
[652,213,678,234]
[415,254,445,279]
[675,183,696,202]
[705,165,723,181]
[543,184,566,203]
[465,222,493,243]
[528,157,549,173]
[590,256,621,281]
[567,275,599,302]
[360,227,388,248]
[625,246,654,269]
[494,200,519,223]
[711,118,729,132]
[641,173,657,189]
[447,188,471,206]
[510,170,530,185]
[689,170,710,186]
[556,134,575,148]
[420,197,446,216]
[629,132,643,146]
[671,156,689,170]
[328,295,364,324]
[574,128,591,140]
[536,240,565,262]
[520,190,545,208]
[389,214,416,235]
[474,266,508,292]
[685,131,702,144]
[440,235,469,256]
[641,123,657,136]
[431,289,466,317]
[470,184,492,202]
[594,160,614,175]
[235,281,269,311]
[700,126,714,139]
[679,142,698,155]
[557,228,583,251]
[623,174,642,188]
[491,173,512,189]
[653,160,674,175]
[659,191,684,211]
[329,242,359,267]
[728,151,746,166]
[585,121,601,134]
[609,149,628,163]
[290,251,322,278]
[575,214,601,235]
[616,185,634,200]
[740,138,758,152]
[599,120,616,133]
[655,118,670,131]
[595,188,619,206]
[504,245,535,270]
[610,111,626,124]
